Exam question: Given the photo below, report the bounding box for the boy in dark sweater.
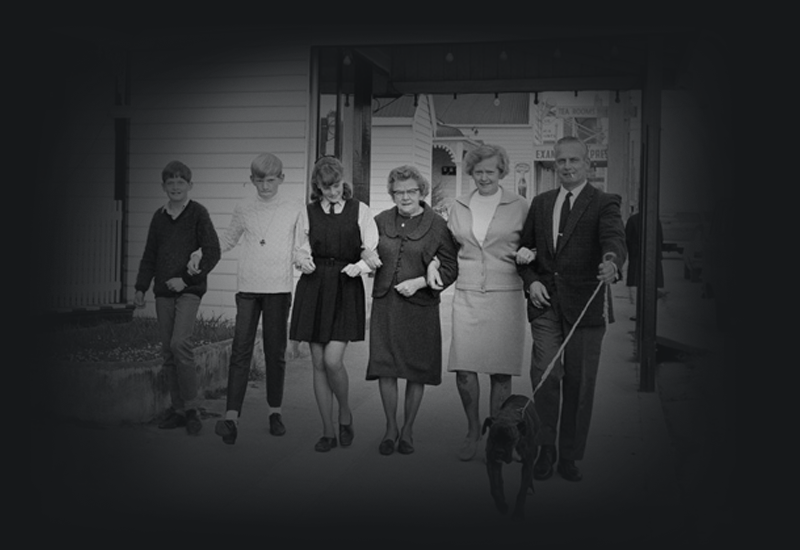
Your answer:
[134,160,221,434]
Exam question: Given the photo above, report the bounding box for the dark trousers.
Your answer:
[226,292,291,415]
[529,305,605,461]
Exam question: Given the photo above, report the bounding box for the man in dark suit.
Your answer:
[517,136,626,482]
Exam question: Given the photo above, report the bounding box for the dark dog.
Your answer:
[482,394,541,520]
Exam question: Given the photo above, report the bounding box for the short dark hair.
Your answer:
[310,156,353,201]
[161,160,192,183]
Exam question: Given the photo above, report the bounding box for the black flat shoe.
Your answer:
[397,438,415,455]
[314,436,338,452]
[339,418,354,447]
[557,459,583,482]
[215,420,238,445]
[269,413,286,436]
[534,445,556,480]
[378,438,396,456]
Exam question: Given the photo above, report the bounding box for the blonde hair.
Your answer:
[463,144,510,179]
[251,153,283,178]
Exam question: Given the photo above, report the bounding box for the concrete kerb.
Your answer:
[42,338,265,426]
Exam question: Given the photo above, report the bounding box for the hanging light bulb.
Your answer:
[493,93,500,107]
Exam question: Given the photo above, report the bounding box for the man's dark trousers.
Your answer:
[226,292,291,414]
[530,300,605,462]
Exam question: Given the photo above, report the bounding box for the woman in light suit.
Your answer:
[429,144,534,461]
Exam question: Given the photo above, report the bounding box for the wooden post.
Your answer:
[351,54,372,205]
[607,91,630,214]
[638,35,662,392]
[114,49,130,304]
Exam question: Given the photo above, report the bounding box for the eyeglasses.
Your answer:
[392,188,421,198]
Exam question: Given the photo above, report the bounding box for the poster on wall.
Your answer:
[515,163,531,199]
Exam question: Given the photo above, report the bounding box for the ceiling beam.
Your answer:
[391,76,643,94]
[355,47,392,74]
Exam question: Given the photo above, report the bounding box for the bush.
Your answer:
[49,314,236,363]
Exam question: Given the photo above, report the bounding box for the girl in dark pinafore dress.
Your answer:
[290,156,380,452]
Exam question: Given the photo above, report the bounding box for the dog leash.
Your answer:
[530,279,609,399]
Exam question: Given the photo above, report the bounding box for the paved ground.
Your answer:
[29,255,735,548]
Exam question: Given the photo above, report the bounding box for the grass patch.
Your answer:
[49,314,236,363]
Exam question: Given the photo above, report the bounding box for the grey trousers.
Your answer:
[156,294,201,411]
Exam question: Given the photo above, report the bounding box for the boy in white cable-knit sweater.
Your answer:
[189,153,304,445]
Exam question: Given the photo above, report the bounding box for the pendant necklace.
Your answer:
[256,202,279,246]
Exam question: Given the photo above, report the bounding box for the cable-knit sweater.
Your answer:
[135,200,221,298]
[221,195,305,293]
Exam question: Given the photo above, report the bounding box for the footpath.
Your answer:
[30,256,733,548]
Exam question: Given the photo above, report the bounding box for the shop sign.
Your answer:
[533,145,608,161]
[555,106,609,118]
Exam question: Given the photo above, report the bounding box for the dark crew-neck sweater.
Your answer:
[135,200,221,298]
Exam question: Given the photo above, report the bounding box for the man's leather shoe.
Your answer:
[533,445,556,480]
[269,413,286,436]
[557,459,583,482]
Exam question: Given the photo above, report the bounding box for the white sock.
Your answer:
[270,407,282,416]
[225,410,239,423]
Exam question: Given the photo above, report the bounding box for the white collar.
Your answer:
[322,197,343,210]
[559,181,588,200]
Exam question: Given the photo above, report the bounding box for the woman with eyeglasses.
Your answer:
[290,156,380,453]
[428,143,535,462]
[366,165,458,455]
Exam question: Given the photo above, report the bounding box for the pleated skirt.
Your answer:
[289,260,365,344]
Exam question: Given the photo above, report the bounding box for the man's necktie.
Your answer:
[557,191,572,248]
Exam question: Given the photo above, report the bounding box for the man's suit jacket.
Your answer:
[518,183,627,326]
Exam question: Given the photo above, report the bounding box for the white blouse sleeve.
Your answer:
[292,203,310,267]
[355,201,379,273]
